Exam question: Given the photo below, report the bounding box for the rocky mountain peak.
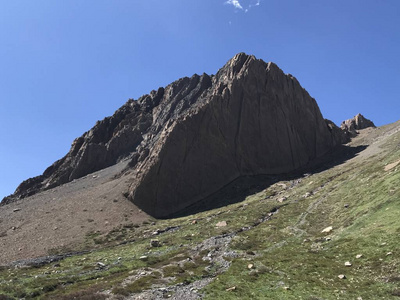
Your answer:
[3,53,349,217]
[340,113,376,137]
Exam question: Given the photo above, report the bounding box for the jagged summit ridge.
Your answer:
[3,53,348,217]
[341,113,376,138]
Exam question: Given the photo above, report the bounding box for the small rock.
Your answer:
[96,262,106,268]
[150,239,161,247]
[13,208,21,212]
[356,254,363,259]
[338,274,346,279]
[303,192,312,198]
[216,221,227,227]
[380,242,387,246]
[277,196,287,203]
[225,286,236,292]
[247,263,254,269]
[117,257,122,260]
[191,220,197,224]
[345,261,352,267]
[321,226,333,233]
[92,175,98,178]
[344,204,349,208]
[386,252,393,256]
[283,286,290,290]
[53,227,58,230]
[325,237,331,241]
[11,226,16,231]
[152,230,160,236]
[139,256,148,261]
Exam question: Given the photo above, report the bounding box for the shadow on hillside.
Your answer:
[168,144,367,218]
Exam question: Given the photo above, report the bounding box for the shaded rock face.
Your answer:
[3,53,347,217]
[340,113,376,138]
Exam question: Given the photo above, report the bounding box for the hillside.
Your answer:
[0,119,399,299]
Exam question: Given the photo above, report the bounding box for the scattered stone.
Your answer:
[344,204,349,208]
[150,239,161,247]
[303,192,312,198]
[92,175,98,178]
[384,159,400,172]
[325,237,331,241]
[192,220,197,224]
[13,208,21,212]
[96,262,106,268]
[356,254,363,259]
[338,274,346,279]
[139,256,148,261]
[321,226,333,233]
[277,197,286,203]
[345,261,352,267]
[216,221,227,227]
[226,286,236,292]
[247,263,254,269]
[11,226,16,231]
[117,257,122,260]
[381,242,387,246]
[386,252,393,256]
[283,286,290,290]
[53,227,58,230]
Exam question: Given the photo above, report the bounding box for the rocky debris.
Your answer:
[12,208,21,212]
[2,53,348,217]
[344,261,352,267]
[152,226,181,236]
[340,113,376,138]
[356,254,363,259]
[338,274,346,279]
[226,286,236,292]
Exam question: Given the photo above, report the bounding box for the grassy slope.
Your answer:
[0,126,399,299]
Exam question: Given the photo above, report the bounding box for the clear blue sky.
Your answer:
[1,0,399,199]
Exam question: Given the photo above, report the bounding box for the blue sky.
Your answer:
[1,0,399,199]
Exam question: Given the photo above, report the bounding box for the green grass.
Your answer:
[0,130,399,299]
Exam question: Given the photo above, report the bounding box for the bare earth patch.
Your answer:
[0,159,150,265]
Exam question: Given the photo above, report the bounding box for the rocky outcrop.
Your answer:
[340,113,376,138]
[2,53,348,216]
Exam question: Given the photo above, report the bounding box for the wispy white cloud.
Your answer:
[225,0,243,10]
[225,0,261,12]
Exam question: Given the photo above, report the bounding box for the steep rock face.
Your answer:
[129,53,345,217]
[340,113,376,138]
[3,53,347,216]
